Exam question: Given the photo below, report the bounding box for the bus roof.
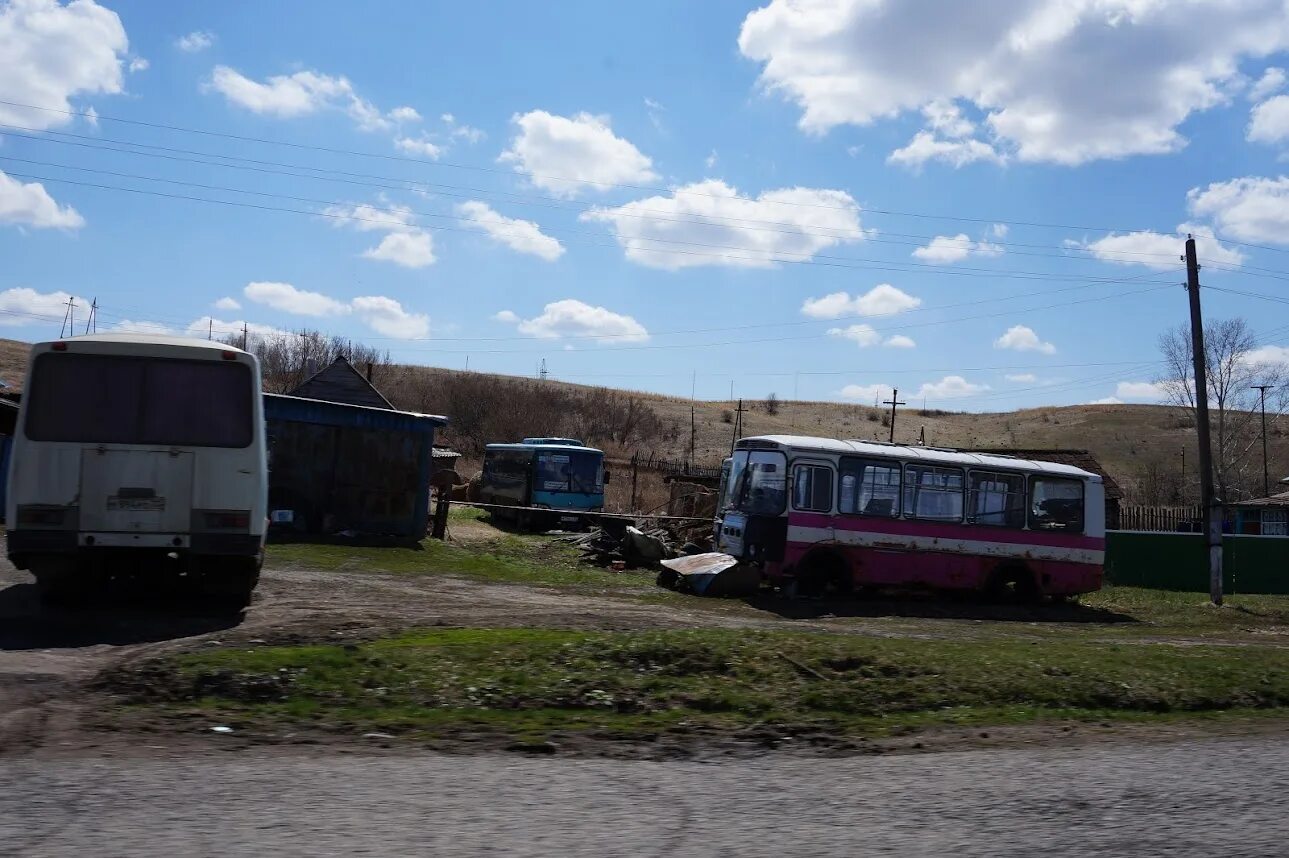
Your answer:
[738,434,1100,482]
[35,333,249,354]
[485,442,604,455]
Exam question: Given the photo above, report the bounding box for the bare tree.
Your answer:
[1157,318,1288,500]
[227,329,390,393]
[764,393,781,416]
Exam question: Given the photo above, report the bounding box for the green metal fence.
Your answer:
[1105,531,1289,594]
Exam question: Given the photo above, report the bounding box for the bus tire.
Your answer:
[200,556,260,609]
[986,564,1040,604]
[796,551,852,599]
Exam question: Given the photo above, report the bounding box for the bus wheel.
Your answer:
[986,564,1040,605]
[796,553,852,599]
[200,557,260,609]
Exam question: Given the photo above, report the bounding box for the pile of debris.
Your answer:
[561,518,755,597]
[562,519,676,569]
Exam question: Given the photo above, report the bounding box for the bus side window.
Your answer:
[792,465,833,512]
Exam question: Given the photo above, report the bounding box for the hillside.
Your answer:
[2,337,1284,503]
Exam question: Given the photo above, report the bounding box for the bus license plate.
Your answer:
[560,514,579,523]
[108,496,165,512]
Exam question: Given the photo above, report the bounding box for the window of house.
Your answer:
[1264,508,1287,536]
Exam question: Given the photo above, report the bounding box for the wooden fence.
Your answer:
[1118,505,1206,532]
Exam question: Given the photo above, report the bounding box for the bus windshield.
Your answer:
[535,450,603,494]
[734,450,787,516]
[25,353,253,448]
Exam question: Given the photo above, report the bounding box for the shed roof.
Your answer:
[968,448,1124,500]
[1232,491,1289,508]
[287,356,394,411]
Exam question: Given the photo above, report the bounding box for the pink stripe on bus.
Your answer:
[788,511,1103,550]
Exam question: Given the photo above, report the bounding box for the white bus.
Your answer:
[6,334,268,605]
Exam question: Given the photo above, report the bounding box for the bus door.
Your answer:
[791,459,836,543]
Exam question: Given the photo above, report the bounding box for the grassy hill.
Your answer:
[2,336,1283,503]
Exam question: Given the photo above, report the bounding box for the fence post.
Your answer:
[630,452,639,513]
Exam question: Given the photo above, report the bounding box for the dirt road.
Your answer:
[3,735,1288,857]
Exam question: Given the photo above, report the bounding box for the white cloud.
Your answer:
[1248,94,1289,143]
[506,299,649,344]
[455,200,564,261]
[493,310,520,324]
[443,114,484,143]
[838,383,893,402]
[1088,396,1124,405]
[394,135,443,159]
[0,287,85,326]
[995,325,1056,355]
[911,233,1005,263]
[917,375,990,401]
[500,110,657,198]
[705,150,718,169]
[827,323,881,347]
[185,316,286,344]
[112,319,174,336]
[323,200,436,268]
[83,105,98,128]
[801,284,921,319]
[243,281,349,317]
[0,169,84,229]
[351,295,429,339]
[739,0,1289,165]
[991,223,1009,238]
[0,0,129,132]
[582,179,864,270]
[362,231,435,268]
[1250,67,1287,101]
[208,65,405,132]
[1187,176,1289,245]
[174,30,214,52]
[127,56,147,73]
[388,106,421,123]
[1072,224,1244,269]
[1245,344,1289,366]
[888,132,1004,169]
[213,296,241,311]
[885,335,916,349]
[1116,381,1169,401]
[1005,373,1037,383]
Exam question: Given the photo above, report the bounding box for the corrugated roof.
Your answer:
[1233,491,1289,508]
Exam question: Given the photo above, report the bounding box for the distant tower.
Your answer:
[539,358,548,381]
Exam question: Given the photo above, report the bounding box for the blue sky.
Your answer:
[3,0,1289,410]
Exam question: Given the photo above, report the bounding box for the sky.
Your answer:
[2,0,1289,411]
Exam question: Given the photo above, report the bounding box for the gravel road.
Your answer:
[3,736,1288,857]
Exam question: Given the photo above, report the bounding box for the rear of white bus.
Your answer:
[5,335,268,605]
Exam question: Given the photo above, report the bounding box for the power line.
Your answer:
[3,99,1286,254]
[3,130,1249,269]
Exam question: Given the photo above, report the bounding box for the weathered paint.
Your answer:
[263,394,445,539]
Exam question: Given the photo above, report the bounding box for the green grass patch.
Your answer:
[265,533,655,590]
[115,627,1289,744]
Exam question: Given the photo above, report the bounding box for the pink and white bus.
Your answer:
[714,435,1105,601]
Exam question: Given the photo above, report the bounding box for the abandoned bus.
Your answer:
[479,438,606,528]
[715,435,1104,600]
[6,334,268,604]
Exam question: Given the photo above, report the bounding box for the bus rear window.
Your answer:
[25,353,254,448]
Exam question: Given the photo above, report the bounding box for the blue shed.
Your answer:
[263,393,448,539]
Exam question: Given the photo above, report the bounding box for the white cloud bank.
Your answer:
[911,233,1004,264]
[801,284,921,319]
[456,201,564,261]
[995,325,1056,355]
[500,110,657,198]
[497,299,648,344]
[240,281,429,339]
[0,169,84,229]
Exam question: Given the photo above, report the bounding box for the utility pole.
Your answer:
[1252,385,1275,498]
[882,388,906,444]
[729,398,746,457]
[241,321,249,351]
[59,298,76,338]
[208,318,213,341]
[1186,236,1223,606]
[83,298,97,335]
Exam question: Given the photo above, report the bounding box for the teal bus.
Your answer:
[479,438,608,529]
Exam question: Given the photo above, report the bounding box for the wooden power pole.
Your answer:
[882,389,906,444]
[1251,385,1274,499]
[1186,236,1223,606]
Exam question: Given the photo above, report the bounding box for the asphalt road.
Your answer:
[3,735,1288,857]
